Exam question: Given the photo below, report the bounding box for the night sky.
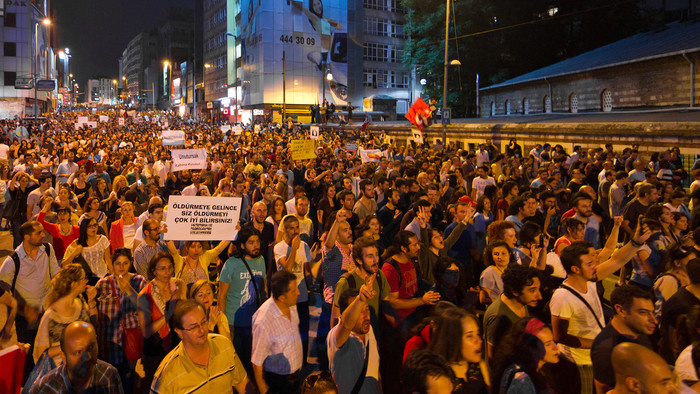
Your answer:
[52,0,194,86]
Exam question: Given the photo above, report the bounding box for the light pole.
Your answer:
[112,79,117,105]
[163,60,171,111]
[441,0,450,146]
[34,17,51,122]
[204,63,211,119]
[225,32,237,122]
[69,73,73,110]
[122,76,127,104]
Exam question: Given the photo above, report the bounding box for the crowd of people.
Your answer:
[0,110,699,394]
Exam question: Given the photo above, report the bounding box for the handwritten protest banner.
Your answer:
[232,126,243,135]
[77,116,88,124]
[220,125,231,132]
[165,196,242,241]
[171,149,207,171]
[162,130,185,146]
[99,115,109,123]
[291,139,316,160]
[346,142,358,152]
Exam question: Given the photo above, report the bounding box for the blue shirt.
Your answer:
[220,256,266,327]
[444,221,476,267]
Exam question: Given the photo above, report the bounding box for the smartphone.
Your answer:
[137,179,142,186]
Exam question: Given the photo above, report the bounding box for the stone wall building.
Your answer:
[479,20,700,117]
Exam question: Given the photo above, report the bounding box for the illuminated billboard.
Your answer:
[240,0,347,107]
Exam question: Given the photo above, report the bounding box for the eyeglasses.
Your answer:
[303,371,333,391]
[182,318,209,332]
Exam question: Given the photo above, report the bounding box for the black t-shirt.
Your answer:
[622,199,649,240]
[661,287,700,330]
[567,180,583,194]
[591,323,653,387]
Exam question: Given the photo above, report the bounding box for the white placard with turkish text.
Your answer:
[165,196,242,241]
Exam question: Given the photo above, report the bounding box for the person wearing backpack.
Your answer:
[550,221,652,394]
[0,220,59,378]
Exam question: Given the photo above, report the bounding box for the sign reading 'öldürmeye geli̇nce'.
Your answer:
[165,196,242,241]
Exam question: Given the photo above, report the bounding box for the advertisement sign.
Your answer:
[164,196,242,241]
[171,149,208,171]
[162,130,186,146]
[291,139,316,160]
[240,0,347,107]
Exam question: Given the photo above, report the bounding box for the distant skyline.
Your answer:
[52,0,194,86]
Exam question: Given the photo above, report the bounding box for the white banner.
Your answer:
[310,126,319,139]
[162,130,185,146]
[171,149,207,171]
[86,121,97,128]
[99,115,109,123]
[220,125,231,132]
[165,196,242,241]
[232,126,243,135]
[77,116,88,124]
[359,148,382,163]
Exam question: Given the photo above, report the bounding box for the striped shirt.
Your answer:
[150,334,247,394]
[251,297,303,375]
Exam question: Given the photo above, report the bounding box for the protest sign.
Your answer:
[254,124,261,133]
[99,115,109,123]
[118,118,124,126]
[86,122,97,128]
[412,130,424,144]
[359,148,382,163]
[162,130,185,146]
[232,126,243,135]
[291,139,316,160]
[310,126,320,139]
[77,116,88,124]
[346,142,358,152]
[165,196,242,241]
[220,125,231,132]
[171,149,207,171]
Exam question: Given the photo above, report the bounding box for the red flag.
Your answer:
[405,98,432,130]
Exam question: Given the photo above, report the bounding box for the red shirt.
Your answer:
[382,258,418,322]
[37,211,80,260]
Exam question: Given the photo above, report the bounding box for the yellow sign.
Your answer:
[291,139,316,160]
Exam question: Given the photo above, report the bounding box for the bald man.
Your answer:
[30,321,123,393]
[607,342,678,394]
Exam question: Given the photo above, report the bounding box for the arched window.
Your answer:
[522,98,530,115]
[543,96,552,113]
[505,100,511,115]
[569,93,578,114]
[490,101,496,116]
[602,90,613,112]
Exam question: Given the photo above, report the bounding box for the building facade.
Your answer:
[480,21,700,117]
[0,0,56,118]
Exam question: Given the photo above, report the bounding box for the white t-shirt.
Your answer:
[123,222,140,249]
[273,240,311,303]
[182,183,208,196]
[549,281,604,365]
[0,144,10,160]
[471,177,496,199]
[65,236,111,278]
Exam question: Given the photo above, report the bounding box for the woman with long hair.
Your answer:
[33,263,96,365]
[72,169,91,209]
[188,280,231,340]
[79,195,108,234]
[64,217,112,277]
[37,197,79,261]
[492,317,566,394]
[479,241,512,305]
[266,196,287,237]
[7,171,31,248]
[173,239,231,285]
[427,306,490,393]
[95,248,147,391]
[109,201,139,252]
[317,183,336,232]
[653,246,696,319]
[137,252,186,386]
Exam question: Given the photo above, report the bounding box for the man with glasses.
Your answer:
[151,300,252,393]
[133,203,165,250]
[133,219,169,278]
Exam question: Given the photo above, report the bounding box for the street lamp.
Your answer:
[163,60,171,110]
[34,17,51,122]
